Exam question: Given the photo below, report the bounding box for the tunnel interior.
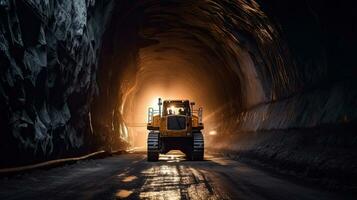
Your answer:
[92,0,297,147]
[92,0,357,149]
[0,0,356,187]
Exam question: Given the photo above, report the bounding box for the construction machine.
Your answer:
[147,98,204,161]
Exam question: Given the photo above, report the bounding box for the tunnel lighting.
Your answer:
[209,130,217,136]
[150,97,160,109]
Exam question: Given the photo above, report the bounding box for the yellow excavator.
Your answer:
[147,98,204,161]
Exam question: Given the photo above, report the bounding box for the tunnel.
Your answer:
[0,0,356,197]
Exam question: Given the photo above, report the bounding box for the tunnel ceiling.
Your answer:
[94,0,301,135]
[92,0,357,145]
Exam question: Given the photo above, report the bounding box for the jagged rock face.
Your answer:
[0,0,115,167]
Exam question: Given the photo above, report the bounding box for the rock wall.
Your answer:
[209,0,357,189]
[0,0,121,167]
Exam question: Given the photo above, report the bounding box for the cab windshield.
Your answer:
[166,105,186,115]
[163,101,190,116]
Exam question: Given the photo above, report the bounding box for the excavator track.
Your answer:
[191,131,204,160]
[147,131,159,161]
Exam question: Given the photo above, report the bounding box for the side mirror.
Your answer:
[158,98,162,116]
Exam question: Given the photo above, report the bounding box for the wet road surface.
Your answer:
[0,152,354,200]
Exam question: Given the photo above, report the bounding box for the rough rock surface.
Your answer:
[0,0,123,167]
[208,0,357,189]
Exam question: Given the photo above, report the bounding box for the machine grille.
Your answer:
[167,116,186,130]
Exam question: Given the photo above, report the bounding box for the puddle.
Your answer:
[122,175,138,182]
[115,189,133,199]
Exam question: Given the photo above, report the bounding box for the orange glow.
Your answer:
[209,130,217,136]
[122,82,200,148]
[116,189,133,198]
[121,175,138,183]
[118,43,224,149]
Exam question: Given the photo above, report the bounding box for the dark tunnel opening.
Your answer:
[0,0,356,190]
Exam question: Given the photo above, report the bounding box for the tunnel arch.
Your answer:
[91,0,299,148]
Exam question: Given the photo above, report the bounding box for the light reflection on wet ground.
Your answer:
[135,151,223,200]
[0,152,353,200]
[113,151,224,199]
[121,175,138,183]
[158,151,186,163]
[116,189,133,198]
